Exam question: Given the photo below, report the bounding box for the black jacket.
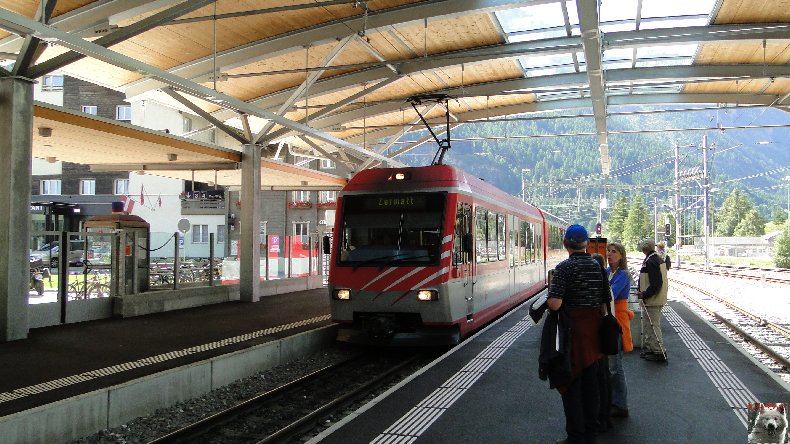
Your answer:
[538,306,572,389]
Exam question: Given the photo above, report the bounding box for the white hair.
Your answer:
[638,238,655,253]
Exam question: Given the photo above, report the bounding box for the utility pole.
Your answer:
[653,197,658,243]
[674,143,681,268]
[702,135,710,270]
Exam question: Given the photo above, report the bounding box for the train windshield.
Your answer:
[338,192,446,266]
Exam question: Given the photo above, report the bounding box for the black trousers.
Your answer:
[560,361,600,444]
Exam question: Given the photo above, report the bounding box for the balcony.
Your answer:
[287,201,312,209]
[181,190,225,215]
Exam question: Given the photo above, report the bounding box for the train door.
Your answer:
[453,202,474,321]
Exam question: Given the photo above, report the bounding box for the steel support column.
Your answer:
[0,76,34,341]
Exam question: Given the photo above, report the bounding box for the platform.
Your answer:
[312,298,789,444]
[0,288,331,421]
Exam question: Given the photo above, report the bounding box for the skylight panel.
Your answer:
[527,65,578,77]
[521,53,576,69]
[637,44,698,60]
[636,57,693,68]
[496,3,573,34]
[603,48,633,62]
[639,16,710,30]
[599,0,638,23]
[509,28,573,43]
[640,0,716,21]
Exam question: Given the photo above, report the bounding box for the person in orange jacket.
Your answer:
[605,241,634,418]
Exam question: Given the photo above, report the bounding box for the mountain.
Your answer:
[395,106,790,226]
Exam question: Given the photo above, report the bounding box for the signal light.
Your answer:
[595,223,602,235]
[665,223,671,236]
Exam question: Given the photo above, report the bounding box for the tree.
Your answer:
[622,193,651,249]
[733,209,766,236]
[773,207,788,225]
[716,189,754,236]
[606,194,629,242]
[774,225,790,268]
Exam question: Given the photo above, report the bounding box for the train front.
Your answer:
[327,168,458,345]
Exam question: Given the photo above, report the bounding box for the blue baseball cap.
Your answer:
[564,224,589,243]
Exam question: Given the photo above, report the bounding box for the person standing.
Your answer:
[605,242,634,417]
[656,242,672,270]
[547,224,611,444]
[637,239,668,362]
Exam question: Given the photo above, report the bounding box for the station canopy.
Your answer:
[0,0,788,188]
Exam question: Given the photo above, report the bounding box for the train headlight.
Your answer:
[417,290,438,301]
[333,289,351,300]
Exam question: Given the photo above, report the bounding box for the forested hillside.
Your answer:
[396,106,790,229]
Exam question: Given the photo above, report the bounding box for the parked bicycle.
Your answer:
[68,260,111,300]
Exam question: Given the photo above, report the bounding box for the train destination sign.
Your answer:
[359,194,428,210]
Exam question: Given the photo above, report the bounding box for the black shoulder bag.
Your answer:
[600,270,621,355]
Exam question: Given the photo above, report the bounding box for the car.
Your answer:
[30,241,91,268]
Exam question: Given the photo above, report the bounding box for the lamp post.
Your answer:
[785,175,790,217]
[521,168,530,202]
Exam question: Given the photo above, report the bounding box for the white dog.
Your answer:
[748,403,787,444]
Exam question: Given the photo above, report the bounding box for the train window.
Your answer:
[453,202,471,265]
[338,192,445,265]
[496,213,505,261]
[475,207,488,263]
[509,215,517,267]
[487,211,497,262]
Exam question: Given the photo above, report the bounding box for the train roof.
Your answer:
[342,165,544,219]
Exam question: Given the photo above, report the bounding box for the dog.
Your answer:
[748,403,787,443]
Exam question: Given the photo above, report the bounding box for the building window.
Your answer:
[116,105,131,121]
[320,158,335,169]
[293,155,311,167]
[79,179,96,195]
[41,75,64,91]
[216,225,226,243]
[82,105,98,115]
[183,116,192,133]
[319,190,337,203]
[294,222,309,236]
[40,179,61,195]
[292,190,310,202]
[192,224,209,244]
[114,179,129,195]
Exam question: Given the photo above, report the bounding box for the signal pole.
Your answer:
[702,135,711,270]
[674,143,681,268]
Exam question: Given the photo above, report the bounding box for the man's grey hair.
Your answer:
[638,238,655,253]
[564,238,588,251]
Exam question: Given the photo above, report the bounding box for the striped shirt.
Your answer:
[548,252,610,308]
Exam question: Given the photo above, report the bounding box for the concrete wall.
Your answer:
[0,325,338,444]
[112,276,325,318]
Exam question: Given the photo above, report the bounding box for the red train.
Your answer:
[326,164,566,345]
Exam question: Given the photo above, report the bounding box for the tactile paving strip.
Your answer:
[0,314,331,404]
[664,305,755,427]
[371,316,534,443]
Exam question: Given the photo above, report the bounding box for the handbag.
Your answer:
[601,300,621,355]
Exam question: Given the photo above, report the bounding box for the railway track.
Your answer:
[678,262,790,285]
[146,348,438,444]
[669,277,790,376]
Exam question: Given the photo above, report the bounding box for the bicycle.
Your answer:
[68,260,111,300]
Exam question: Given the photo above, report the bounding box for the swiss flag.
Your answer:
[121,195,135,213]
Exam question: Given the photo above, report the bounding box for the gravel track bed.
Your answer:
[69,344,360,444]
[669,269,790,385]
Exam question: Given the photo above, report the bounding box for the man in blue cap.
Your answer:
[547,224,611,444]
